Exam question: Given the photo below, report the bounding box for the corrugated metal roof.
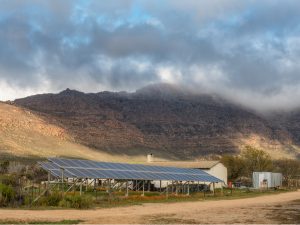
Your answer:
[145,161,220,169]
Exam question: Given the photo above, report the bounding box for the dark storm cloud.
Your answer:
[0,0,300,111]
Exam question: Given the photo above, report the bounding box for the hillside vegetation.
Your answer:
[10,83,300,160]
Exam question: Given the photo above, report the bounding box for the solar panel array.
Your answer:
[39,158,221,183]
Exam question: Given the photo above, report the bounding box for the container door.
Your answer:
[258,173,265,188]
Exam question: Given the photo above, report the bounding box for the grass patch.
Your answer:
[147,216,197,224]
[1,188,292,210]
[85,188,291,209]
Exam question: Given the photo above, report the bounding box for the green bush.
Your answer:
[0,183,15,206]
[58,198,71,208]
[0,175,18,186]
[37,192,63,206]
[59,195,93,209]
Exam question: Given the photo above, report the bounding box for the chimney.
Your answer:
[147,153,154,162]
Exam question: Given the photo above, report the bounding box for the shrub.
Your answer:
[59,195,93,209]
[0,183,15,206]
[37,192,63,206]
[0,161,9,174]
[58,198,71,208]
[0,175,18,186]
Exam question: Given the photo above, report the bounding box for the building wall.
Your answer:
[151,163,228,189]
[204,163,228,188]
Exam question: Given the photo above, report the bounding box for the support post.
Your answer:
[187,181,190,196]
[213,182,215,196]
[148,181,151,192]
[175,182,178,195]
[166,182,169,199]
[80,180,82,196]
[61,168,64,196]
[73,178,76,194]
[125,181,129,197]
[221,183,224,196]
[142,180,145,196]
[160,180,162,192]
[47,172,50,191]
[108,179,112,199]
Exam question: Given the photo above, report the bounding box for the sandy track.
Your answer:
[0,190,299,224]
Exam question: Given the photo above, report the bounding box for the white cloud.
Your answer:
[1,0,300,113]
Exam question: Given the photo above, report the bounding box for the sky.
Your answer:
[0,0,300,112]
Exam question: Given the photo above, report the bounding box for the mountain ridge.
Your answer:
[10,83,300,160]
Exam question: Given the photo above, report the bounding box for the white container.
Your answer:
[253,172,282,189]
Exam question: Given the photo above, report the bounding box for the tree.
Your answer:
[220,155,245,181]
[274,159,300,186]
[242,146,273,177]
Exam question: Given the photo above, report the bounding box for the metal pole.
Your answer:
[142,180,145,196]
[108,179,112,199]
[166,182,169,199]
[47,172,50,191]
[73,178,76,194]
[213,182,215,196]
[175,182,178,195]
[61,169,64,196]
[187,181,190,196]
[80,180,82,196]
[160,180,162,192]
[125,181,129,197]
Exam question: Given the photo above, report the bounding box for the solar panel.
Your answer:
[39,158,222,182]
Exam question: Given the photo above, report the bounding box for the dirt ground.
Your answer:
[0,190,299,224]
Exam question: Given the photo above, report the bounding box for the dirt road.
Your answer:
[0,190,299,224]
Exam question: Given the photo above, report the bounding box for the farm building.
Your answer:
[145,154,227,189]
[37,157,222,201]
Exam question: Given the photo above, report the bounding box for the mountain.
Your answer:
[0,101,146,162]
[12,83,300,160]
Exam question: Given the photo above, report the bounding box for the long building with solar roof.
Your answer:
[38,157,223,199]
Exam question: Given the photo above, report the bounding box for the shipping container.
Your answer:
[252,172,282,189]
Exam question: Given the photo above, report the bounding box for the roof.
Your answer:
[39,158,222,182]
[145,161,220,169]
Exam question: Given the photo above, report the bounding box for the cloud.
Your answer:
[0,0,300,112]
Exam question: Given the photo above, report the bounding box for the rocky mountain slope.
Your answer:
[0,102,146,162]
[12,84,300,159]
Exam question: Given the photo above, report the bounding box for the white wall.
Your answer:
[204,163,228,188]
[151,163,228,189]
